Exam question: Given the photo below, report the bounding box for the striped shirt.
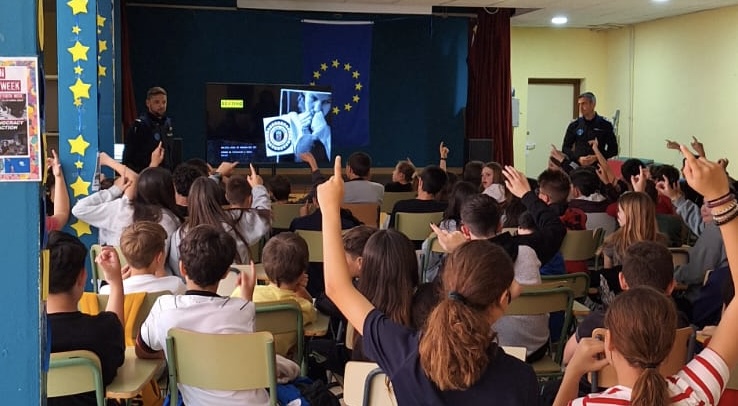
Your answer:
[570,348,729,405]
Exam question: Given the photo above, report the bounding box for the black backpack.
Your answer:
[295,379,341,406]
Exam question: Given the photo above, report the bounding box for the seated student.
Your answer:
[267,174,293,203]
[233,232,317,355]
[47,231,125,406]
[136,225,271,406]
[388,165,448,229]
[568,167,615,234]
[225,174,252,209]
[99,221,185,295]
[555,148,738,406]
[438,181,478,232]
[563,241,688,367]
[343,152,384,204]
[481,162,507,203]
[462,160,484,190]
[317,157,539,403]
[385,160,415,192]
[172,163,207,217]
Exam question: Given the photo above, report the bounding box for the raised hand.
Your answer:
[502,165,532,198]
[655,175,682,201]
[680,145,729,201]
[95,246,123,285]
[215,161,238,177]
[149,141,164,167]
[247,163,263,186]
[439,141,449,159]
[429,223,467,253]
[317,156,344,212]
[237,261,258,301]
[665,139,680,150]
[630,165,648,193]
[47,149,63,177]
[550,144,566,163]
[691,136,706,157]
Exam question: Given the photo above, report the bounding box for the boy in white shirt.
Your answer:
[99,221,185,295]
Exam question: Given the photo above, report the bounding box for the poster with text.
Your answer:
[0,57,41,182]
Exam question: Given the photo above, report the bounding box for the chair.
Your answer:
[343,203,381,228]
[294,229,324,262]
[89,244,127,293]
[589,326,695,390]
[344,361,397,406]
[670,246,690,267]
[254,299,305,374]
[559,229,601,262]
[47,350,105,406]
[345,322,356,350]
[505,287,575,378]
[420,233,446,282]
[166,328,277,406]
[381,192,416,214]
[501,345,527,361]
[271,203,306,231]
[394,212,444,242]
[541,273,590,300]
[79,291,167,347]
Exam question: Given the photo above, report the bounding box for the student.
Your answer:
[388,165,448,229]
[385,160,416,192]
[343,152,384,204]
[462,160,484,190]
[72,153,183,248]
[99,222,185,295]
[438,181,478,232]
[172,163,207,216]
[225,174,252,209]
[555,147,738,406]
[267,174,292,203]
[481,162,506,203]
[168,164,271,274]
[318,157,539,404]
[44,149,70,232]
[136,225,269,406]
[47,231,125,406]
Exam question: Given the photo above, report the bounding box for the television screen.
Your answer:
[206,83,333,165]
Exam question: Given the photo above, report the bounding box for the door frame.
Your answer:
[528,79,581,120]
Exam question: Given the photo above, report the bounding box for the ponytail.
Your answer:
[419,296,493,391]
[631,366,669,406]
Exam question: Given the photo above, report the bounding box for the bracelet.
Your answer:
[711,200,738,217]
[707,192,733,208]
[440,157,447,160]
[714,205,738,226]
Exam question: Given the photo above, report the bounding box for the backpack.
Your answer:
[295,378,341,406]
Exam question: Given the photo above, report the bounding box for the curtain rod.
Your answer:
[126,3,237,11]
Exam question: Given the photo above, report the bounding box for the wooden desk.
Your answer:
[572,301,591,318]
[106,347,165,400]
[304,311,330,337]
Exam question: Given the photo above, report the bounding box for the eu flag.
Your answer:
[302,21,372,148]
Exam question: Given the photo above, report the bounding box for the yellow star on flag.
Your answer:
[68,134,91,156]
[74,160,84,169]
[73,65,83,75]
[320,63,328,71]
[67,41,90,62]
[69,78,91,100]
[332,59,340,68]
[344,104,353,112]
[309,81,316,86]
[69,176,91,197]
[67,0,88,15]
[98,64,107,77]
[312,71,321,79]
[70,219,92,237]
[355,83,363,91]
[353,95,360,103]
[72,25,81,34]
[332,107,340,115]
[343,63,352,71]
[97,14,106,27]
[98,40,107,53]
[352,71,360,79]
[73,98,82,107]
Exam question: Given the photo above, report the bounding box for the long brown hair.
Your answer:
[419,240,514,391]
[357,230,418,326]
[132,167,183,223]
[605,286,677,406]
[604,192,660,263]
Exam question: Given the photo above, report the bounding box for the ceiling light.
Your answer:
[551,16,568,25]
[652,0,670,2]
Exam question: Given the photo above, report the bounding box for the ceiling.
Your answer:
[234,0,738,27]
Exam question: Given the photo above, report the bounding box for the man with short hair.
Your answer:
[561,92,618,166]
[123,86,178,172]
[388,165,447,229]
[343,152,384,204]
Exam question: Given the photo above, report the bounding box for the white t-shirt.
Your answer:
[139,294,268,406]
[570,347,729,406]
[99,274,185,295]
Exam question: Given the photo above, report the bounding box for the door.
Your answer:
[525,81,578,177]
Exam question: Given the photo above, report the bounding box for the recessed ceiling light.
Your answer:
[551,16,568,25]
[652,0,669,2]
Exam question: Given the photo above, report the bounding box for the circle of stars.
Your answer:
[309,58,363,116]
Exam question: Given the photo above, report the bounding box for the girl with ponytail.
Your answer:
[555,145,738,406]
[318,157,538,405]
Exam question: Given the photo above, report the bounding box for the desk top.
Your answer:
[572,300,591,317]
[304,311,330,337]
[106,347,165,399]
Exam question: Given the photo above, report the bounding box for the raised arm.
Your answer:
[95,246,125,325]
[439,141,449,171]
[682,145,738,371]
[48,150,70,229]
[320,157,375,335]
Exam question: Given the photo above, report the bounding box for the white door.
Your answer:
[525,83,576,177]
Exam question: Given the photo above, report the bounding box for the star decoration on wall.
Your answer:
[69,78,91,100]
[73,65,83,75]
[72,25,81,34]
[67,0,88,15]
[97,14,106,27]
[70,176,91,197]
[67,41,90,62]
[70,219,92,237]
[68,134,91,155]
[98,40,107,53]
[98,65,107,77]
[74,160,84,169]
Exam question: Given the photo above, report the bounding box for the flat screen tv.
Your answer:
[206,82,333,165]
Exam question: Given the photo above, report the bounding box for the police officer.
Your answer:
[561,92,618,166]
[122,87,178,172]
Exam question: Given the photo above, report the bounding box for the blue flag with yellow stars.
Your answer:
[302,21,372,148]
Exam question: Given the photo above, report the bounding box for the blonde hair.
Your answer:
[418,240,513,390]
[604,192,660,263]
[119,221,167,269]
